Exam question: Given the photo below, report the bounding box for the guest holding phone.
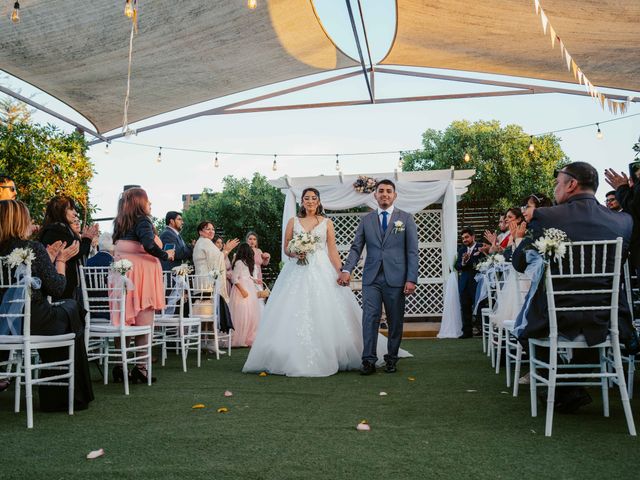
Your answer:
[111,188,174,383]
[159,211,192,270]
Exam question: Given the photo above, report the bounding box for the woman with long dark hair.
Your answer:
[111,188,174,383]
[243,187,410,377]
[228,242,262,347]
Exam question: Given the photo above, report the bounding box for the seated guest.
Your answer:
[0,172,17,201]
[512,162,637,413]
[0,200,94,411]
[522,193,552,223]
[39,195,99,302]
[229,243,263,347]
[500,207,525,250]
[455,227,484,338]
[605,190,623,212]
[87,232,115,267]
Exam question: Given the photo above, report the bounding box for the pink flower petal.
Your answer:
[224,390,233,397]
[356,423,371,431]
[86,448,104,460]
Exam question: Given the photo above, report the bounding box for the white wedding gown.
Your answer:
[242,217,411,377]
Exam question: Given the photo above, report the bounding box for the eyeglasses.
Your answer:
[0,185,17,192]
[553,169,578,181]
[605,198,617,203]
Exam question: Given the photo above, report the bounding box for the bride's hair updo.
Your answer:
[298,187,325,218]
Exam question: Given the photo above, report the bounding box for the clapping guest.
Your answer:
[214,235,234,295]
[86,232,115,267]
[111,188,173,384]
[39,195,99,302]
[0,200,94,411]
[500,208,525,250]
[246,231,270,283]
[229,243,263,347]
[455,227,484,338]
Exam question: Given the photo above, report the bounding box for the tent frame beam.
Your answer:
[78,66,638,145]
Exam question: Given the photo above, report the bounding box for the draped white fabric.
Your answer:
[279,180,461,337]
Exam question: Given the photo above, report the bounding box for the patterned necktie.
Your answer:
[381,211,389,233]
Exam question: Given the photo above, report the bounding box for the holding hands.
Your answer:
[337,271,350,287]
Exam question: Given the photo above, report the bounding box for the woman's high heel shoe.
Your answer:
[130,366,157,384]
[112,365,125,383]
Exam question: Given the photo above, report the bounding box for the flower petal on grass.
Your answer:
[192,403,206,409]
[379,391,388,396]
[217,407,229,413]
[407,377,416,382]
[224,390,233,397]
[356,420,371,431]
[258,372,268,377]
[86,449,104,460]
[466,389,477,393]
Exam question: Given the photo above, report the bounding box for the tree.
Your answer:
[182,173,285,264]
[0,121,94,222]
[401,120,569,210]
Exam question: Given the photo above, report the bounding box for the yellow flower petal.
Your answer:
[217,407,229,413]
[191,404,206,409]
[407,377,416,382]
[359,419,368,424]
[258,372,268,377]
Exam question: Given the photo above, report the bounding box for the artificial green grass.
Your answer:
[0,339,637,479]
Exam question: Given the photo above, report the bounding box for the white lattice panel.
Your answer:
[328,209,444,317]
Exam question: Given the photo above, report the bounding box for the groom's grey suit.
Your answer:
[343,208,419,364]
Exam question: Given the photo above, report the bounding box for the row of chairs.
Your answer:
[479,238,637,436]
[0,261,231,427]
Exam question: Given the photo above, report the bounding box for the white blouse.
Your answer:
[192,236,229,301]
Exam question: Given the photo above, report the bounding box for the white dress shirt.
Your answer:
[377,205,395,227]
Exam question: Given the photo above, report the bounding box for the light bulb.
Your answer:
[104,142,110,155]
[214,153,219,168]
[463,152,470,163]
[528,137,535,153]
[124,0,134,18]
[248,0,257,9]
[398,153,403,170]
[596,123,603,140]
[272,155,277,172]
[335,155,340,171]
[11,2,20,23]
[156,147,162,163]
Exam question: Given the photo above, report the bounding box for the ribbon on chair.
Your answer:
[0,264,41,336]
[108,272,134,292]
[165,274,188,316]
[512,250,546,339]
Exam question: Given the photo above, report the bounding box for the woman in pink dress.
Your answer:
[246,231,270,282]
[229,243,263,347]
[111,188,175,383]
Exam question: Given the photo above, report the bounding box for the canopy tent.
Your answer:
[0,1,638,138]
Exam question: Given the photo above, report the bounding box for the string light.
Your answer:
[463,152,471,163]
[335,154,341,171]
[596,123,604,140]
[156,147,162,163]
[247,0,257,9]
[11,1,20,23]
[124,0,134,18]
[214,152,219,168]
[104,142,110,155]
[272,154,277,172]
[528,136,535,153]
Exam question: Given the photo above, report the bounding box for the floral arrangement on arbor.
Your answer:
[353,176,377,194]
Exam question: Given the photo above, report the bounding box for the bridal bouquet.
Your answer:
[533,228,569,262]
[288,232,319,266]
[6,247,35,268]
[110,259,133,275]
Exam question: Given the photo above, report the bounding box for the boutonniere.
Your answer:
[392,220,405,234]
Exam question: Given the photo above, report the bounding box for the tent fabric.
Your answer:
[0,0,356,133]
[381,0,640,92]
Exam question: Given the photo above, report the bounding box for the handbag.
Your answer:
[257,285,270,299]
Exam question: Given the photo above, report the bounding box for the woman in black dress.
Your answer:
[0,200,94,411]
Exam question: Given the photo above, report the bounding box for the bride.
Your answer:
[243,187,411,377]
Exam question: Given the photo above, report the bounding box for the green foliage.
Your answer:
[0,121,94,222]
[401,120,569,210]
[182,173,285,264]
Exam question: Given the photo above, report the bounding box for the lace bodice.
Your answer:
[293,217,328,251]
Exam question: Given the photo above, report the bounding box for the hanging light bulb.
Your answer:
[124,0,134,18]
[156,147,162,163]
[596,123,604,140]
[335,154,341,171]
[528,136,535,153]
[11,1,20,23]
[397,152,403,170]
[272,154,278,172]
[463,152,470,163]
[214,152,219,168]
[104,142,110,155]
[247,0,257,10]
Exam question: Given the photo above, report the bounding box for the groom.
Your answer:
[338,179,419,374]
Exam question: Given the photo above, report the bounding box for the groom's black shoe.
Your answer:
[360,361,376,376]
[384,361,397,374]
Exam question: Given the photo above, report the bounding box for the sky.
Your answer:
[2,0,639,229]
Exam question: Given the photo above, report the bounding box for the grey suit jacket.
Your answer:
[343,208,419,288]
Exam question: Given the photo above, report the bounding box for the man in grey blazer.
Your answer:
[339,179,419,374]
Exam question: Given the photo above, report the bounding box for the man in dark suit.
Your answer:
[159,211,192,271]
[455,227,484,339]
[512,161,636,412]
